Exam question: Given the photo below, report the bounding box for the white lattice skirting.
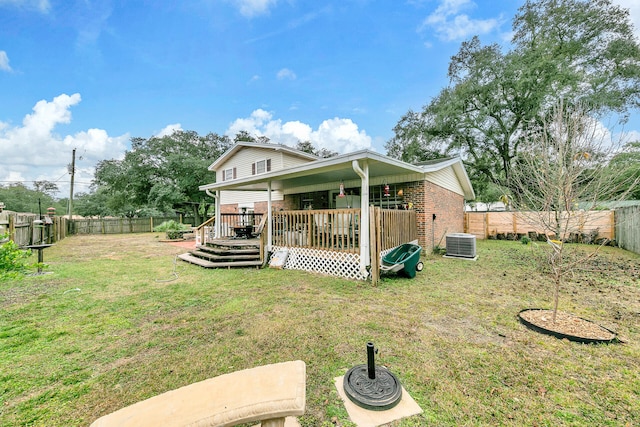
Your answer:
[271,246,368,281]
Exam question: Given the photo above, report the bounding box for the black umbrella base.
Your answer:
[343,364,402,411]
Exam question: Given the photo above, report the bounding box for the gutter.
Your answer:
[352,159,370,278]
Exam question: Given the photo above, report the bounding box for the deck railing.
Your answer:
[195,213,265,245]
[375,208,418,251]
[193,208,417,283]
[196,207,417,256]
[272,209,361,253]
[195,216,216,246]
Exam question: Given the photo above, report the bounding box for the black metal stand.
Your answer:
[343,342,402,411]
[26,244,53,274]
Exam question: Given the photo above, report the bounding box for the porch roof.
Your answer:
[199,149,475,199]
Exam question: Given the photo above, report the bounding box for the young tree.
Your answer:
[510,100,639,321]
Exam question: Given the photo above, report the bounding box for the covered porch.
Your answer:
[198,151,425,283]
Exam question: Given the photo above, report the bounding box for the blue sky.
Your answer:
[1,0,639,199]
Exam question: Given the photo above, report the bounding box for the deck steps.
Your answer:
[191,250,259,262]
[178,239,263,269]
[178,253,218,268]
[196,246,259,256]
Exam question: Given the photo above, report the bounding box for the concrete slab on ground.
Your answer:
[334,376,423,427]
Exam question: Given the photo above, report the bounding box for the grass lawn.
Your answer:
[1,233,639,426]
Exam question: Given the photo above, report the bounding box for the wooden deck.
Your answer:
[191,208,419,283]
[209,237,261,247]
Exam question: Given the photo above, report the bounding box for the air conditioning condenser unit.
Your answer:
[445,233,477,259]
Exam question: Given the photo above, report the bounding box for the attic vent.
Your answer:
[445,233,477,259]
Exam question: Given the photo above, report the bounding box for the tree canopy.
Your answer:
[56,130,338,220]
[294,140,338,158]
[0,182,66,215]
[386,0,640,201]
[86,131,232,221]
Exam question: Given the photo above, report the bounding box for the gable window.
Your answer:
[252,158,271,175]
[223,167,236,181]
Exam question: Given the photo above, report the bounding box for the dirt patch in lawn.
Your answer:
[163,240,196,249]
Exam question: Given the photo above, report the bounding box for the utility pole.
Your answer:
[68,148,76,220]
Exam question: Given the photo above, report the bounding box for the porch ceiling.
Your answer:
[199,150,424,193]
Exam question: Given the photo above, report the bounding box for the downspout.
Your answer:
[352,160,370,278]
[266,181,273,252]
[205,189,221,238]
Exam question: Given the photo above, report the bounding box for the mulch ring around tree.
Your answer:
[518,309,619,344]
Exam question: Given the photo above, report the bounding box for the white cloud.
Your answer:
[0,0,50,13]
[232,0,277,18]
[154,123,183,137]
[419,0,503,41]
[277,68,297,80]
[0,93,128,198]
[225,109,372,154]
[0,51,12,72]
[614,129,640,146]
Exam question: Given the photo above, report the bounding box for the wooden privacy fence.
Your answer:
[465,211,615,242]
[0,212,195,247]
[615,205,640,254]
[71,217,155,234]
[69,216,196,235]
[0,212,68,247]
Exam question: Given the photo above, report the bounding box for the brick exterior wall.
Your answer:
[219,198,294,214]
[254,199,295,213]
[404,180,465,252]
[219,204,239,214]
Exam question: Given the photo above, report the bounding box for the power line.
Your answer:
[0,180,93,185]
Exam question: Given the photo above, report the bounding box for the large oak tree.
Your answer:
[89,131,232,221]
[386,0,640,200]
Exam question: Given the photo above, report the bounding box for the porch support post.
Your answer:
[214,190,221,238]
[205,189,221,238]
[267,181,273,251]
[352,160,370,276]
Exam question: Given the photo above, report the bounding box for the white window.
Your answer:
[255,159,266,174]
[252,158,271,175]
[223,168,234,181]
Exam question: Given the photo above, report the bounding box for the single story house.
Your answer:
[197,142,475,281]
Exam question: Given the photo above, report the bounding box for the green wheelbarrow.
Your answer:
[380,243,424,278]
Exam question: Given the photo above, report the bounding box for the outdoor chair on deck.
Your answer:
[313,213,330,246]
[250,215,267,238]
[332,212,353,248]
